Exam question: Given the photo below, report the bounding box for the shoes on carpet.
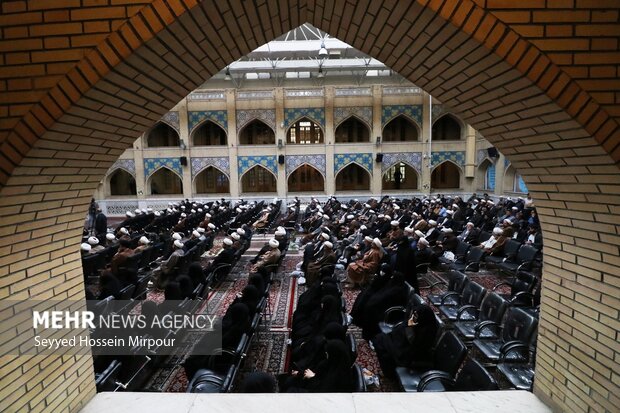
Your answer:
[291,270,303,277]
[297,277,306,285]
[368,340,376,352]
[295,262,302,270]
[285,338,292,346]
[335,264,345,270]
[345,314,353,326]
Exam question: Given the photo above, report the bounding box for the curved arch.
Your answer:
[382,162,419,190]
[382,114,420,142]
[107,168,136,196]
[191,120,227,146]
[287,164,325,192]
[145,122,180,147]
[238,119,276,145]
[334,115,371,143]
[194,166,230,194]
[286,117,324,144]
[147,166,183,195]
[477,158,496,191]
[432,113,464,141]
[430,160,462,190]
[335,163,371,191]
[240,165,277,193]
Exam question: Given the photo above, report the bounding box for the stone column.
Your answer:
[227,89,240,199]
[133,145,146,199]
[495,152,506,196]
[177,100,192,197]
[421,92,432,195]
[371,85,382,194]
[275,88,287,200]
[464,125,476,191]
[325,86,335,196]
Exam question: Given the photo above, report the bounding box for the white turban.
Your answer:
[275,229,286,236]
[88,236,99,246]
[418,237,429,246]
[269,238,279,248]
[192,230,200,238]
[360,225,367,230]
[428,220,437,226]
[223,238,233,246]
[512,206,518,211]
[172,233,182,240]
[415,230,425,238]
[277,226,285,232]
[147,208,153,213]
[373,238,382,248]
[466,222,474,227]
[441,228,453,233]
[321,233,330,240]
[208,223,216,229]
[191,209,196,213]
[364,236,373,242]
[81,243,91,252]
[394,205,400,210]
[120,227,129,235]
[126,211,134,218]
[347,214,355,220]
[198,208,203,213]
[139,236,150,245]
[236,228,245,235]
[231,232,240,240]
[197,227,205,233]
[106,233,116,241]
[181,213,187,218]
[378,214,385,219]
[447,210,454,215]
[404,227,414,234]
[323,241,333,249]
[154,211,161,217]
[174,240,184,249]
[452,204,459,209]
[493,227,503,235]
[134,209,141,214]
[205,213,212,218]
[391,220,399,227]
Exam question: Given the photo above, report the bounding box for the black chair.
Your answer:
[346,333,358,362]
[82,253,107,280]
[493,271,538,306]
[417,358,498,392]
[497,245,539,277]
[378,292,426,335]
[186,366,231,393]
[496,326,537,391]
[449,247,485,272]
[352,363,367,392]
[453,292,508,341]
[439,240,470,267]
[426,270,468,307]
[133,275,150,300]
[485,239,521,267]
[473,306,538,363]
[395,331,468,392]
[437,281,487,321]
[95,359,122,392]
[477,231,491,244]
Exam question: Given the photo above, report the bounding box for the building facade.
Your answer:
[95,81,527,214]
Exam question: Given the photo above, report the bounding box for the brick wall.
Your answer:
[0,1,619,412]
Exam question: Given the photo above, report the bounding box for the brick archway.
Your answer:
[1,1,619,412]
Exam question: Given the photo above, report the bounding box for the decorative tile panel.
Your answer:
[334,153,373,175]
[236,109,276,133]
[237,90,274,100]
[381,152,422,173]
[477,149,489,165]
[188,91,225,100]
[333,106,372,128]
[285,154,326,177]
[505,158,511,169]
[486,164,496,191]
[431,104,446,122]
[335,87,372,96]
[106,201,139,216]
[110,159,135,176]
[144,158,182,178]
[160,111,180,132]
[431,151,465,167]
[191,157,230,178]
[381,105,423,127]
[383,86,421,95]
[238,155,277,177]
[283,107,325,130]
[285,89,324,97]
[188,110,228,133]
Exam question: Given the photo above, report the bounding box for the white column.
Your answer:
[275,88,287,200]
[421,92,432,195]
[325,86,335,196]
[227,89,240,199]
[371,85,382,194]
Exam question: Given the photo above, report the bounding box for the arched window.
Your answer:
[288,165,324,192]
[241,165,277,193]
[382,115,419,142]
[514,173,528,193]
[335,117,369,143]
[477,159,495,191]
[192,121,227,146]
[287,118,323,144]
[382,163,418,190]
[431,161,461,190]
[239,120,275,145]
[335,164,370,191]
[109,169,136,196]
[149,168,182,195]
[432,114,462,141]
[195,167,229,194]
[146,122,180,147]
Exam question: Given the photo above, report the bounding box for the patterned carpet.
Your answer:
[142,235,512,393]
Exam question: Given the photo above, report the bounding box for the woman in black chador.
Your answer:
[371,304,438,377]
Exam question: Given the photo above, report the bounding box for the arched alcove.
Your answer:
[192,120,227,146]
[286,117,323,144]
[382,115,419,142]
[148,167,182,195]
[477,159,495,191]
[287,164,324,192]
[335,163,370,191]
[238,119,275,145]
[382,162,418,190]
[335,117,370,143]
[194,166,230,194]
[432,114,462,141]
[240,165,277,193]
[108,169,136,196]
[431,161,461,190]
[146,122,180,147]
[505,165,528,193]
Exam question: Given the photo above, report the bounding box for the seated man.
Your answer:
[153,239,184,290]
[345,238,383,288]
[304,241,337,287]
[250,238,281,281]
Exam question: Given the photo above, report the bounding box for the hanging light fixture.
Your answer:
[318,40,328,58]
[317,66,325,78]
[224,67,231,81]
